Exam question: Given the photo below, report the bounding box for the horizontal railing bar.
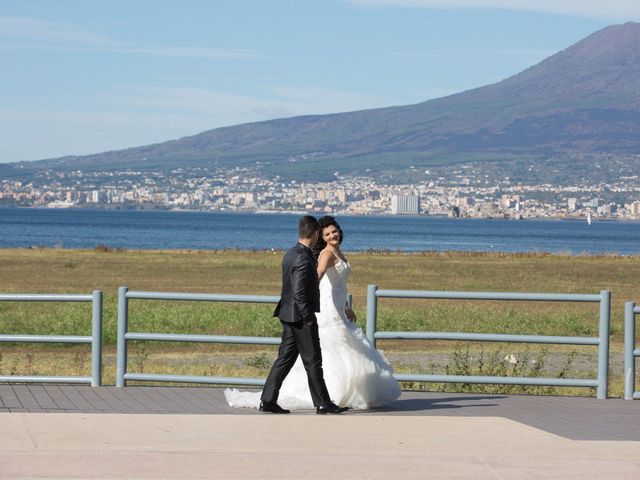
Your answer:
[124,372,266,386]
[376,290,601,302]
[634,307,640,314]
[0,294,93,302]
[634,349,640,357]
[634,392,640,400]
[0,375,92,384]
[375,331,599,346]
[394,373,599,387]
[125,332,281,345]
[0,335,92,344]
[126,291,280,303]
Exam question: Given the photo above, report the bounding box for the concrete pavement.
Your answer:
[2,413,640,479]
[1,387,639,479]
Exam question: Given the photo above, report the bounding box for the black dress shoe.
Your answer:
[316,402,349,414]
[259,401,290,414]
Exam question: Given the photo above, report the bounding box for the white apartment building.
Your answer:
[391,194,420,215]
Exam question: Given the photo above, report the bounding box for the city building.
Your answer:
[391,194,420,215]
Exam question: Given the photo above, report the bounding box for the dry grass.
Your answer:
[3,247,639,302]
[1,248,639,396]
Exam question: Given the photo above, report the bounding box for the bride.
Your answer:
[225,216,401,410]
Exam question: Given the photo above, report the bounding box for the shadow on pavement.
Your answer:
[366,395,507,413]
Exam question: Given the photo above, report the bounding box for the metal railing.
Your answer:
[624,302,640,400]
[0,291,103,386]
[366,286,611,399]
[116,286,280,387]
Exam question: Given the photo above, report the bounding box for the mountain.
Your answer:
[4,22,640,181]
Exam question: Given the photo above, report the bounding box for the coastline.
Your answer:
[2,246,638,259]
[1,205,638,222]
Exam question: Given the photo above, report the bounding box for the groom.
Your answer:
[260,215,348,415]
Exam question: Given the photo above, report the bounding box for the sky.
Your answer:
[0,0,638,163]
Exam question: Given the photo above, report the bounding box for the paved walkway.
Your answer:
[1,385,639,440]
[1,386,639,478]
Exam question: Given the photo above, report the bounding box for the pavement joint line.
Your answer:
[478,454,505,480]
[18,414,39,450]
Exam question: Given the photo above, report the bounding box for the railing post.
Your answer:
[116,286,128,388]
[366,285,378,348]
[90,290,103,387]
[624,302,636,400]
[596,290,611,399]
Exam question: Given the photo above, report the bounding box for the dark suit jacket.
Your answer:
[273,243,320,323]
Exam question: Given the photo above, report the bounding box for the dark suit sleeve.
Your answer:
[292,253,316,322]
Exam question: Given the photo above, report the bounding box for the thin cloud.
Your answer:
[0,16,109,44]
[0,16,267,59]
[396,47,556,60]
[0,109,207,161]
[0,84,398,161]
[116,46,266,60]
[89,85,394,118]
[343,0,640,20]
[264,85,390,107]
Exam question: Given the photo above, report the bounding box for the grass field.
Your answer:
[1,248,639,397]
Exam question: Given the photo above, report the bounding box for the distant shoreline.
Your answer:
[4,246,638,259]
[0,205,636,222]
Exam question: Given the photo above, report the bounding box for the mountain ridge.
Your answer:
[4,22,640,181]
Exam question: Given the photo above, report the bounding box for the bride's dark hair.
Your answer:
[313,215,344,260]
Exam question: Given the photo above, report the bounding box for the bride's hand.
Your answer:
[345,308,356,322]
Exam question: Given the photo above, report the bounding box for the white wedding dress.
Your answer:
[225,258,401,410]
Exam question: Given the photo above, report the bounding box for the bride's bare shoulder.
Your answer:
[319,247,337,264]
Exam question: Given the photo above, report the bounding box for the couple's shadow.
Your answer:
[348,395,506,413]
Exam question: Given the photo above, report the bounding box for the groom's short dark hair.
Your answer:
[298,215,318,239]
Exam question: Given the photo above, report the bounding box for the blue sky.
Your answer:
[0,0,637,163]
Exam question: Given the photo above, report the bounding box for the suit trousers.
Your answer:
[261,320,331,407]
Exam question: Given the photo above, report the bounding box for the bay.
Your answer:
[0,207,639,255]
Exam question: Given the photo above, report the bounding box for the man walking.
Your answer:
[260,215,348,414]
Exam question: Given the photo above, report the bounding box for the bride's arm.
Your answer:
[316,249,335,281]
[345,304,356,322]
